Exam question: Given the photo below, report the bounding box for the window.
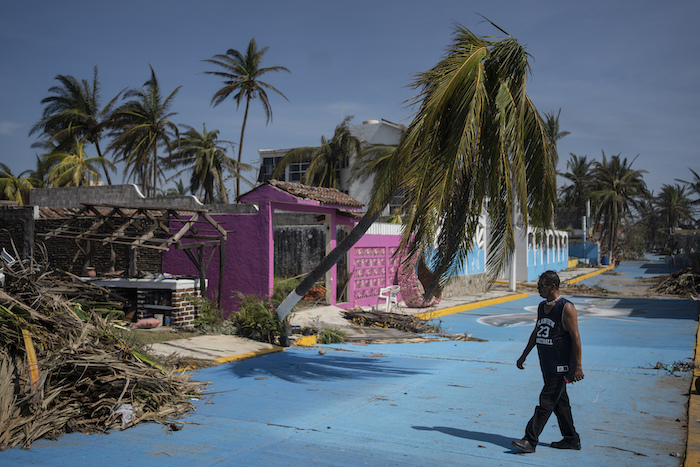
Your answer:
[388,188,405,214]
[259,156,283,182]
[288,162,309,182]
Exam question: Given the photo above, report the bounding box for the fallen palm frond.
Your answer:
[0,259,204,450]
[343,309,441,333]
[651,267,700,297]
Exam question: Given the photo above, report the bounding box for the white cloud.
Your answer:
[0,121,23,136]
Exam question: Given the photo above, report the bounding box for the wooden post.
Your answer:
[218,238,225,309]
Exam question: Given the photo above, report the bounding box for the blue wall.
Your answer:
[569,242,599,264]
[527,248,568,281]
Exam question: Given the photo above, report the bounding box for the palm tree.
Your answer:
[204,38,290,198]
[46,137,113,187]
[655,184,695,232]
[271,116,361,189]
[676,168,700,206]
[275,22,557,323]
[543,108,570,167]
[28,155,50,188]
[160,178,189,197]
[109,66,181,197]
[634,194,663,250]
[0,164,39,205]
[589,151,648,256]
[558,153,592,210]
[165,124,244,204]
[29,67,121,184]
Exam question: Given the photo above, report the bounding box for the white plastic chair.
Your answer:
[376,285,401,313]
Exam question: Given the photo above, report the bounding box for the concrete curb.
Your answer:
[176,346,285,372]
[414,292,530,320]
[564,264,615,284]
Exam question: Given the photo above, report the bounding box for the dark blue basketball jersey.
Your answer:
[535,297,574,376]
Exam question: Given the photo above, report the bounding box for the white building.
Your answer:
[257,119,404,215]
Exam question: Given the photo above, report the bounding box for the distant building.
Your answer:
[257,119,404,215]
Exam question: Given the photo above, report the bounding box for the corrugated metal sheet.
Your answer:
[366,223,402,236]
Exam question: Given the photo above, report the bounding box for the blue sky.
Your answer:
[1,0,698,195]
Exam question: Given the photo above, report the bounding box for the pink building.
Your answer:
[162,180,403,314]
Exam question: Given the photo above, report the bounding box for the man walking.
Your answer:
[512,270,584,453]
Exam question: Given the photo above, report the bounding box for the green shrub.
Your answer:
[189,295,224,327]
[231,293,282,344]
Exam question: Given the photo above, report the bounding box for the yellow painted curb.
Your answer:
[213,346,285,364]
[176,346,284,373]
[685,321,700,466]
[414,292,529,320]
[565,264,615,285]
[294,335,318,346]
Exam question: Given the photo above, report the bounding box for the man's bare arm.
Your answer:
[517,327,538,370]
[562,301,584,381]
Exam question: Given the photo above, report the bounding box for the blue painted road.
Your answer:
[3,259,696,466]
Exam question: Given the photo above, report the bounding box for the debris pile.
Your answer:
[0,254,203,450]
[650,267,700,297]
[343,309,441,334]
[561,283,610,295]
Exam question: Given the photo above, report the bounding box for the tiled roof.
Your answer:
[265,180,364,208]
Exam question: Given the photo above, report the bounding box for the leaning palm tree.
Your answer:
[204,38,290,198]
[109,66,181,197]
[589,151,648,256]
[275,22,557,323]
[165,124,247,204]
[46,138,112,187]
[350,143,398,185]
[271,116,361,189]
[29,67,121,184]
[0,164,39,205]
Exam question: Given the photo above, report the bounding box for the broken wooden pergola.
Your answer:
[42,203,228,307]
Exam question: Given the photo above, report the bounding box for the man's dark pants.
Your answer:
[524,374,579,444]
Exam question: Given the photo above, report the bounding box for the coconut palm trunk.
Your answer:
[236,97,251,199]
[94,141,112,185]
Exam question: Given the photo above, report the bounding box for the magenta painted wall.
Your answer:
[345,233,403,308]
[163,184,364,316]
[162,211,271,317]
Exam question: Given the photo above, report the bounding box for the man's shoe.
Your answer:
[511,438,536,453]
[550,438,581,450]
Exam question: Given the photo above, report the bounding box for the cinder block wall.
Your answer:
[29,185,205,210]
[0,206,36,259]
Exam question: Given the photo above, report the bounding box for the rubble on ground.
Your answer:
[561,284,611,295]
[650,267,700,297]
[342,308,441,333]
[0,254,203,450]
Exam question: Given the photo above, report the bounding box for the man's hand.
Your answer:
[516,355,526,370]
[567,366,584,382]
